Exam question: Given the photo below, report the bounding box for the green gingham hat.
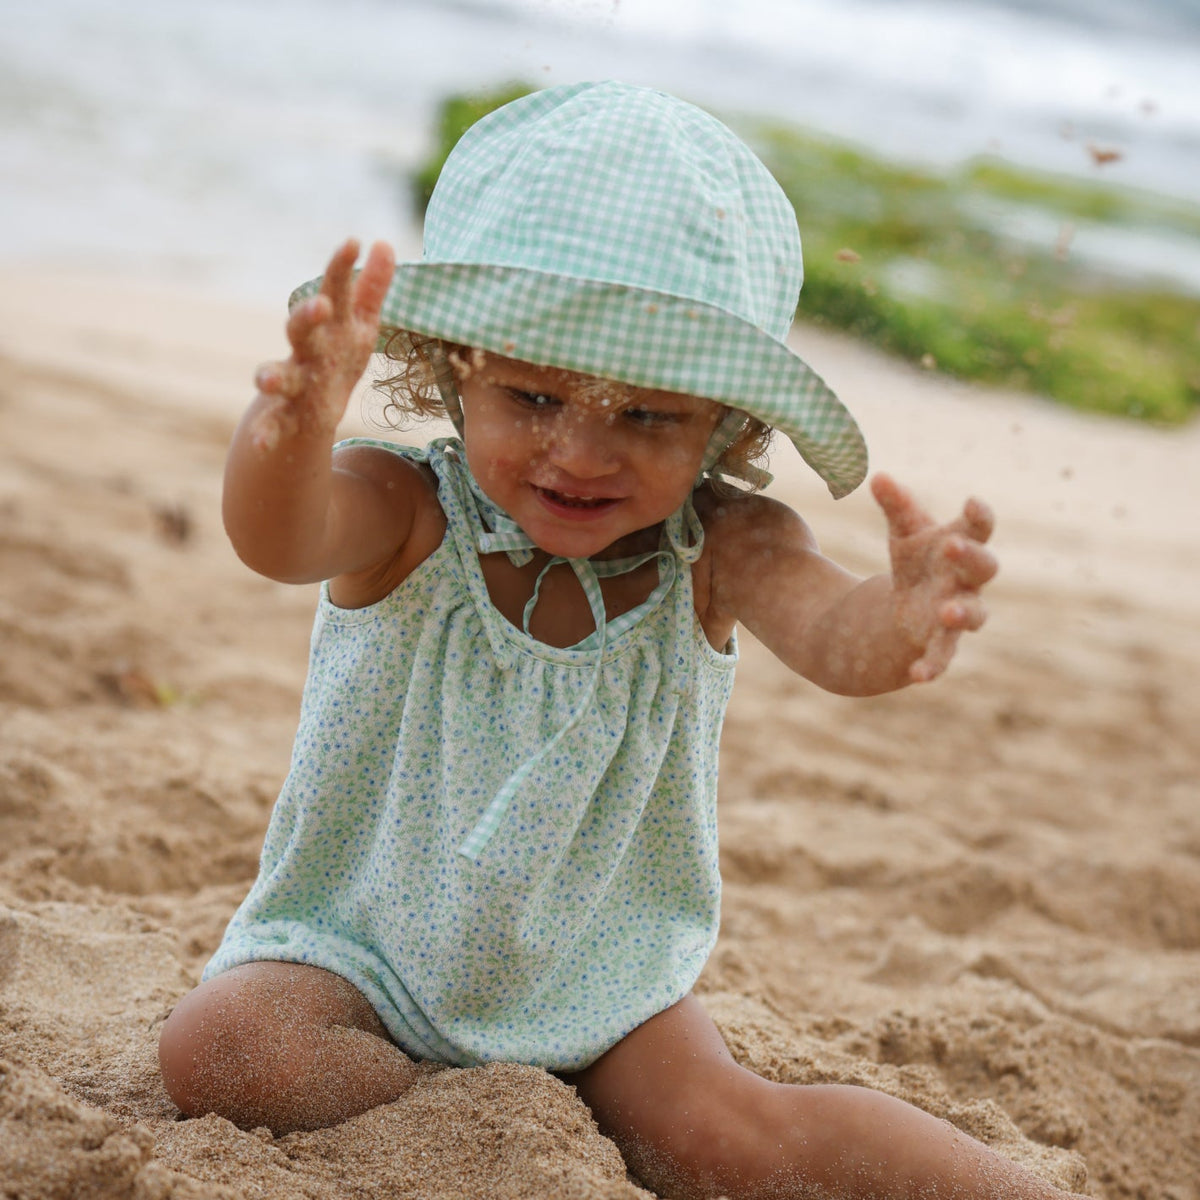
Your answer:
[296,80,867,497]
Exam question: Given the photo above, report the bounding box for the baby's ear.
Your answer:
[711,414,774,493]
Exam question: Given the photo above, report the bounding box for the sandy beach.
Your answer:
[1,266,1197,1197]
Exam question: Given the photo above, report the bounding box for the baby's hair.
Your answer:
[372,327,773,493]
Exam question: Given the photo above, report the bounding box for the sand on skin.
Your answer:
[1,267,1198,1197]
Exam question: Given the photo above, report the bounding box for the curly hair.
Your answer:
[373,330,452,424]
[370,328,774,492]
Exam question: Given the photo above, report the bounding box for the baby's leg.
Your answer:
[159,961,419,1133]
[566,994,1076,1200]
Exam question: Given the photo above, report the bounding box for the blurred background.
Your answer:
[3,0,1198,420]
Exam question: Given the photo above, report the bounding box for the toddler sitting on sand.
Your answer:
[160,82,1077,1198]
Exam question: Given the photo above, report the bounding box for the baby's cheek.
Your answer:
[474,452,525,495]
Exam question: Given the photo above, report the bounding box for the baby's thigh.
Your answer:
[159,961,401,1128]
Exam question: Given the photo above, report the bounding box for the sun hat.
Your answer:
[293,80,867,497]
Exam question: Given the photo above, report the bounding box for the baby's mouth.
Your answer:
[536,486,616,510]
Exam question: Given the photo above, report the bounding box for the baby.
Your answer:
[159,82,1076,1198]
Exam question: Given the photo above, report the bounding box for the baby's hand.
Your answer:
[871,473,998,683]
[249,238,395,453]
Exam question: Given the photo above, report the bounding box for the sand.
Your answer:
[1,265,1197,1198]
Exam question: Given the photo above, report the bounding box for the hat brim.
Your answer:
[291,261,867,498]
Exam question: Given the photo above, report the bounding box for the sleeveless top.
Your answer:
[203,438,737,1071]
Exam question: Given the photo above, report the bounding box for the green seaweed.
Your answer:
[746,119,1199,423]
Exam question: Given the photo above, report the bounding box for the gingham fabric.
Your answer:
[292,81,868,497]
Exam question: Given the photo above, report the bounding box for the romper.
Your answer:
[204,438,738,1071]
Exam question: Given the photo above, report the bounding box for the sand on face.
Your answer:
[1,269,1197,1197]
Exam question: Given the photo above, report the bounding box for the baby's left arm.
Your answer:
[706,474,997,696]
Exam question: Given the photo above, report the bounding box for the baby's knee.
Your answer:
[159,961,347,1126]
[159,961,418,1134]
[159,969,286,1125]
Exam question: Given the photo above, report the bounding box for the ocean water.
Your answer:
[3,0,1198,303]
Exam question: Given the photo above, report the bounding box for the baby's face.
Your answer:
[453,350,724,560]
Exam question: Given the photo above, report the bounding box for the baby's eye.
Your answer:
[623,407,679,427]
[509,388,558,410]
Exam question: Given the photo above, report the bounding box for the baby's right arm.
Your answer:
[223,239,426,587]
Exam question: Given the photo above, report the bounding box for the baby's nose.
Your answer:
[544,415,620,477]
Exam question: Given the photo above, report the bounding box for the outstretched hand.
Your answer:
[871,473,998,683]
[249,238,395,453]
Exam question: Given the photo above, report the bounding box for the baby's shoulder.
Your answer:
[694,485,818,562]
[326,442,448,608]
[691,486,821,634]
[333,439,442,509]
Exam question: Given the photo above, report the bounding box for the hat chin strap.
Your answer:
[427,340,467,435]
[700,409,771,489]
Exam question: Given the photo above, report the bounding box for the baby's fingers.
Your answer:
[870,472,933,539]
[254,359,308,400]
[285,292,335,353]
[909,630,958,683]
[910,594,987,682]
[352,240,396,322]
[941,595,989,633]
[958,495,996,545]
[319,238,363,314]
[944,534,999,589]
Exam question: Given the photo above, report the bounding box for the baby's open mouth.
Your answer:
[537,487,615,509]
